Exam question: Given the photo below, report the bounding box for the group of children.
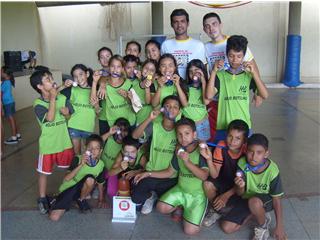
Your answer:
[23,9,287,240]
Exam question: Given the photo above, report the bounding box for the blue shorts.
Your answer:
[214,129,253,144]
[68,128,92,139]
[196,117,211,141]
[3,102,16,118]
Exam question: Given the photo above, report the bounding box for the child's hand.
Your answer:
[143,79,152,88]
[234,176,245,188]
[149,110,160,121]
[49,87,58,100]
[135,69,142,79]
[273,226,287,240]
[59,107,69,116]
[213,192,229,211]
[109,125,119,135]
[118,89,128,98]
[93,71,101,83]
[64,79,73,88]
[127,90,133,101]
[178,150,190,163]
[157,76,166,87]
[80,153,89,166]
[97,82,107,99]
[199,143,213,161]
[134,172,151,184]
[172,74,180,86]
[90,96,99,107]
[213,59,224,72]
[120,160,129,171]
[123,170,142,180]
[243,61,257,75]
[252,94,263,107]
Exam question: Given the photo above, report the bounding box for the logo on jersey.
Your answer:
[239,85,247,93]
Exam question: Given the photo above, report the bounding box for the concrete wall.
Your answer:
[38,3,151,74]
[1,2,42,65]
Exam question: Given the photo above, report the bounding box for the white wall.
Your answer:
[1,2,42,65]
[38,3,151,74]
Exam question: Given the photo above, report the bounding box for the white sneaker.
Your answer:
[202,207,221,227]
[141,191,157,215]
[252,213,271,240]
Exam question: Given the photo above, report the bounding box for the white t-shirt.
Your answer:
[205,36,254,73]
[161,37,206,80]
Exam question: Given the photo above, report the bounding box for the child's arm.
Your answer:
[245,61,269,100]
[213,187,236,211]
[151,76,166,107]
[46,88,58,122]
[133,166,176,184]
[108,153,126,176]
[200,74,210,105]
[178,151,209,181]
[132,110,160,139]
[206,60,222,99]
[172,74,188,107]
[91,71,103,100]
[143,79,153,104]
[63,154,87,181]
[234,175,245,196]
[272,197,287,240]
[101,125,118,142]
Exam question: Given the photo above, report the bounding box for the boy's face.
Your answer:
[123,145,138,165]
[159,57,175,77]
[171,15,189,36]
[87,140,103,160]
[125,44,140,57]
[109,59,123,76]
[246,144,269,167]
[125,61,138,79]
[162,99,180,120]
[203,17,223,40]
[73,69,89,87]
[38,73,54,93]
[227,49,244,69]
[146,43,160,61]
[226,129,246,152]
[99,50,112,68]
[176,125,196,147]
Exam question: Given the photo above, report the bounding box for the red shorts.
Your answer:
[207,101,218,142]
[37,148,74,175]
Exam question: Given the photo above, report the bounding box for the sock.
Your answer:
[16,133,21,138]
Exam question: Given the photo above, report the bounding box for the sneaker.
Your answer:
[4,136,18,145]
[171,206,183,222]
[252,213,271,240]
[141,191,157,215]
[37,197,49,214]
[77,199,91,212]
[16,134,22,141]
[202,207,221,227]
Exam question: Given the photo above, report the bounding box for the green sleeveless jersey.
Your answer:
[105,79,136,126]
[33,95,72,154]
[68,87,96,132]
[159,85,178,106]
[172,148,208,194]
[182,87,207,122]
[59,156,104,193]
[101,136,122,170]
[132,81,153,125]
[237,157,284,199]
[216,71,253,130]
[146,121,177,175]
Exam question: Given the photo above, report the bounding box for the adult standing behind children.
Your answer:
[161,9,206,80]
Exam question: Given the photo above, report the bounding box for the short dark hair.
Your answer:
[86,134,104,149]
[227,119,249,140]
[170,9,189,25]
[122,136,140,150]
[145,39,161,51]
[202,12,221,25]
[247,133,269,150]
[161,95,182,109]
[123,54,140,64]
[126,40,141,53]
[30,69,52,94]
[115,117,131,133]
[175,117,196,132]
[97,47,113,58]
[226,35,248,56]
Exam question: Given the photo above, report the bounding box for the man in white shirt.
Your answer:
[161,9,206,80]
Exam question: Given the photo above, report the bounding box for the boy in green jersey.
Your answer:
[49,134,107,221]
[221,134,287,240]
[134,118,210,235]
[30,69,74,214]
[206,35,269,143]
[131,95,181,214]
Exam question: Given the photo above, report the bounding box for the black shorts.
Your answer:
[50,175,94,211]
[207,176,234,195]
[221,194,273,225]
